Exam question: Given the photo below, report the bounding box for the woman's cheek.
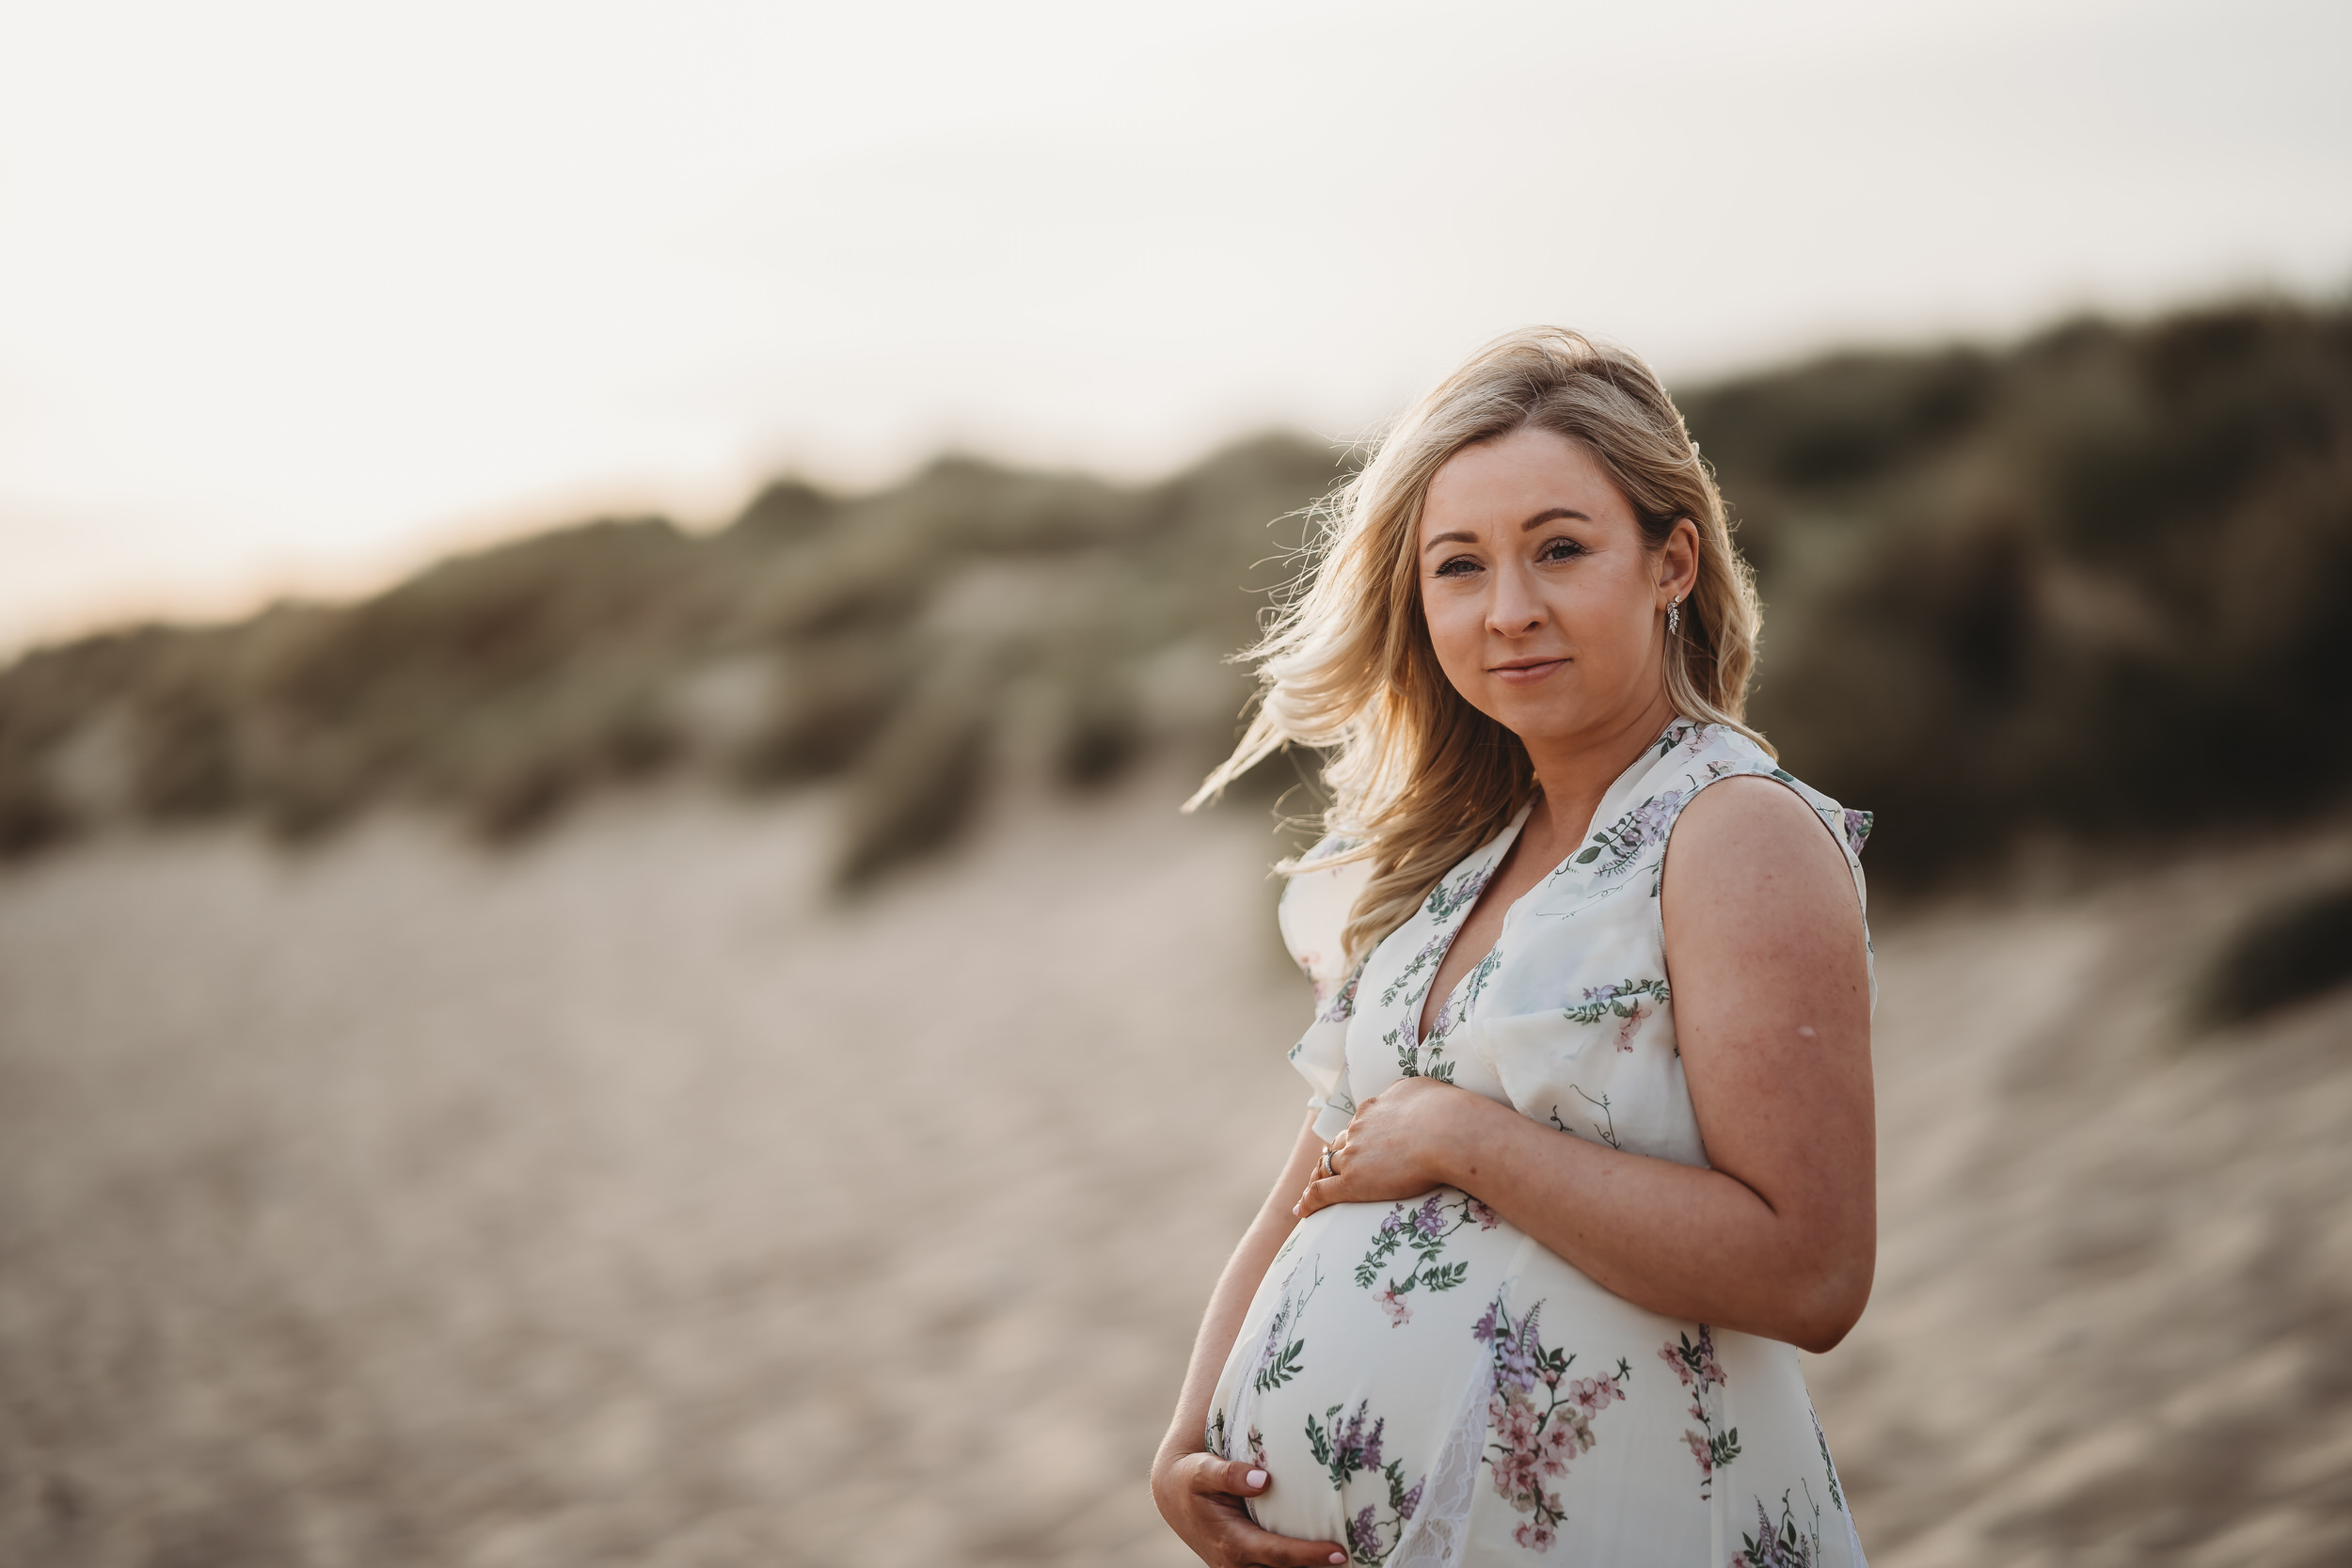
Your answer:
[1423,599,1486,692]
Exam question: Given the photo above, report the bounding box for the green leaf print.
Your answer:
[1660,1326,1735,1501]
[1257,1338,1306,1392]
[1249,1262,1322,1394]
[1355,1192,1501,1326]
[1386,1023,1456,1084]
[1811,1410,1845,1514]
[1562,976,1670,1025]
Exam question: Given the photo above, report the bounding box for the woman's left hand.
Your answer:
[1295,1075,1489,1218]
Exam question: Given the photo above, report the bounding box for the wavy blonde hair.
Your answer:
[1189,326,1768,963]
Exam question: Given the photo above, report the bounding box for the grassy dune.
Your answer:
[4,295,2350,895]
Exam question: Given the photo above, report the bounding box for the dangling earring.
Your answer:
[1667,595,1682,635]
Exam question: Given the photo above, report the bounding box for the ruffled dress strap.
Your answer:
[1276,835,1372,1142]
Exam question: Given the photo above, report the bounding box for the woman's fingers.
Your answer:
[1194,1455,1270,1497]
[1223,1520,1352,1566]
[1295,1171,1336,1217]
[1172,1455,1348,1567]
[1295,1130,1366,1216]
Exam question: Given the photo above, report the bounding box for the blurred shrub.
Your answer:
[832,675,1000,890]
[4,295,2347,890]
[0,434,1342,877]
[1694,297,2352,887]
[2191,879,2352,1029]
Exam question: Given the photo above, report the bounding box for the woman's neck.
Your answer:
[1519,689,1681,856]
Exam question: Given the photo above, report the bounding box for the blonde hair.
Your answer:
[1189,326,1768,963]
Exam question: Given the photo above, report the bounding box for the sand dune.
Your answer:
[2,781,2347,1566]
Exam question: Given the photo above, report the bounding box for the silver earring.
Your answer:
[1667,596,1682,635]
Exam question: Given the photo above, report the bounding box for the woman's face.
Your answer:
[1417,425,1696,751]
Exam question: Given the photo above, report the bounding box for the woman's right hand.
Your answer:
[1151,1449,1349,1568]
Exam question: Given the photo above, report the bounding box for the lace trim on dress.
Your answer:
[1387,1354,1490,1567]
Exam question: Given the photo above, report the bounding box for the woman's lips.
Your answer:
[1489,657,1567,687]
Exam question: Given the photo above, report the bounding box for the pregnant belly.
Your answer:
[1210,1196,1859,1565]
[1209,1189,1687,1553]
[1210,1190,1527,1543]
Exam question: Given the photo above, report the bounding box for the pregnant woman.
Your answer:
[1152,329,1876,1568]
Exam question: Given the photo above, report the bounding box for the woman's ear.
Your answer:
[1660,517,1702,602]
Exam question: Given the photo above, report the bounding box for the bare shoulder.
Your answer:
[1661,773,1860,933]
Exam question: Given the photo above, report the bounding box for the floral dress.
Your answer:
[1205,718,1874,1568]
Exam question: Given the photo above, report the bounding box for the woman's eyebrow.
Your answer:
[1421,507,1593,555]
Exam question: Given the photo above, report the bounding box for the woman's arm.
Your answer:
[1152,1114,1349,1568]
[1295,777,1876,1353]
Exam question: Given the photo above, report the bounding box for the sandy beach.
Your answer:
[3,777,2348,1566]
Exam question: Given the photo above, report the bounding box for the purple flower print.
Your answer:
[1303,1402,1385,1495]
[1424,864,1494,922]
[1732,1490,1822,1568]
[1563,977,1671,1038]
[1305,1399,1424,1564]
[1355,1192,1484,1311]
[1841,808,1873,859]
[1317,959,1365,1024]
[1572,789,1690,878]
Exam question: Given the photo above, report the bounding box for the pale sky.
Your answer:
[2,0,2346,653]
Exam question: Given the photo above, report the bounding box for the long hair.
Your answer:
[1188,327,1767,963]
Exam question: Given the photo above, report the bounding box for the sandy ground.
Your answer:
[1,778,2347,1567]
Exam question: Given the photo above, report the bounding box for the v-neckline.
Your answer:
[1412,805,1532,1048]
[1407,715,1698,1047]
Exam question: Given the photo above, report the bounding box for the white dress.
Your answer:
[1206,717,1875,1568]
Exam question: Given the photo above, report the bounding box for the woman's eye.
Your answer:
[1537,537,1586,562]
[1434,556,1481,578]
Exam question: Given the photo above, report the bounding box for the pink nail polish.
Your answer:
[1330,1555,1346,1564]
[1245,1468,1266,1489]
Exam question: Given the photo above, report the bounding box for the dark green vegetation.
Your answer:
[1690,296,2352,886]
[2190,879,2352,1030]
[3,294,2349,891]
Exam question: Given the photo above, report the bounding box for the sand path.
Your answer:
[2,784,2346,1565]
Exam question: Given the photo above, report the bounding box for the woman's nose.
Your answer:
[1486,563,1547,634]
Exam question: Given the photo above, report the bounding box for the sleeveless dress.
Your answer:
[1206,717,1876,1568]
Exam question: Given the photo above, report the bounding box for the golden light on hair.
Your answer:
[1190,326,1768,961]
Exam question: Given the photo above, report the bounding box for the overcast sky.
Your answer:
[2,0,2346,652]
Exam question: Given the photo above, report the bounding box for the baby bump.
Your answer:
[1208,1188,1534,1546]
[1208,1194,1829,1560]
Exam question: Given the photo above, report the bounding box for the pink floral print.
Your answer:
[1661,1326,1740,1499]
[1474,1294,1632,1551]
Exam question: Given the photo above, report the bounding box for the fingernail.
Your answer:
[1245,1468,1266,1489]
[1330,1555,1346,1564]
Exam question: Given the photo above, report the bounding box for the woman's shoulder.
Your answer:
[1676,722,1872,865]
[1663,732,1874,990]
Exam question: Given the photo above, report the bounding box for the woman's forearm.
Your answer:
[1435,1095,1871,1353]
[1157,1117,1324,1465]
